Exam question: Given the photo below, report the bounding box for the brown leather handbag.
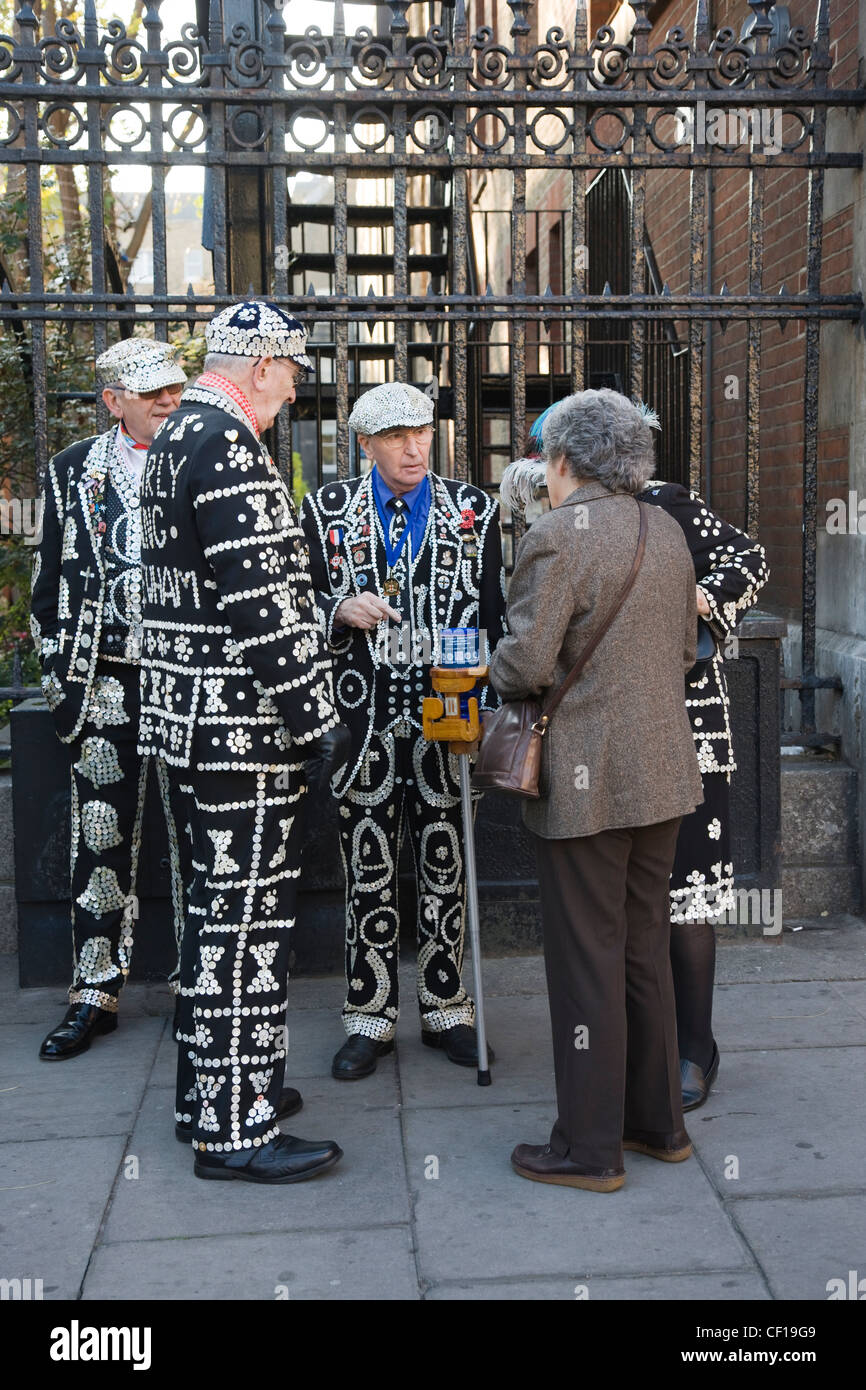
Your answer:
[471,500,648,798]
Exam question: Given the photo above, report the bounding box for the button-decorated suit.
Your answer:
[139,345,339,1154]
[30,341,188,1024]
[301,436,506,1044]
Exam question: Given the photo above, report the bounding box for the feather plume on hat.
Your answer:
[498,457,548,516]
[632,399,661,430]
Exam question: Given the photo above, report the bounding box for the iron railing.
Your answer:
[0,0,864,739]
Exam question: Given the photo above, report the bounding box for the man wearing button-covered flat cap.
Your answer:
[31,337,188,1063]
[138,299,348,1182]
[300,381,506,1080]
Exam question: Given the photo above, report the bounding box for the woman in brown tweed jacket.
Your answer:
[490,389,703,1192]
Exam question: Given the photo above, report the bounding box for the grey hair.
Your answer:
[499,457,547,516]
[202,351,250,377]
[541,388,659,494]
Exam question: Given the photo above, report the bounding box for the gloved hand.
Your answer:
[304,723,352,795]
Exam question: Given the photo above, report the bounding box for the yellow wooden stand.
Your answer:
[421,664,488,753]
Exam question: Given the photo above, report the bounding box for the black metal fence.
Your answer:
[0,0,864,736]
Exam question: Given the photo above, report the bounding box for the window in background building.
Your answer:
[183,245,204,283]
[128,248,153,286]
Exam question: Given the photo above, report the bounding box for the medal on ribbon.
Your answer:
[382,499,411,597]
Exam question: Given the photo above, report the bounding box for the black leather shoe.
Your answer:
[175,1087,303,1143]
[194,1133,343,1184]
[623,1127,693,1162]
[331,1035,394,1080]
[39,1003,117,1061]
[511,1143,625,1192]
[681,1042,720,1112]
[421,1023,495,1068]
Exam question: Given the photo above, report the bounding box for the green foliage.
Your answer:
[0,535,41,727]
[292,452,308,512]
[0,166,207,719]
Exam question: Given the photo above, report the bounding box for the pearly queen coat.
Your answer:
[300,470,506,795]
[637,481,769,776]
[137,385,337,771]
[30,428,125,743]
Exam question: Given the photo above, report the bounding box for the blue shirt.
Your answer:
[371,466,431,562]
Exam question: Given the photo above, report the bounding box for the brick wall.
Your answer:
[467,1,859,619]
[643,0,859,616]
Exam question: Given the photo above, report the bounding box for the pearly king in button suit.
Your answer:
[31,338,188,1062]
[139,300,344,1183]
[300,383,506,1078]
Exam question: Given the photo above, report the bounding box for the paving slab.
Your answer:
[828,980,866,1022]
[714,919,866,984]
[404,1101,753,1284]
[731,1195,866,1301]
[101,1084,409,1244]
[0,1017,166,1142]
[426,1270,771,1300]
[398,992,554,1108]
[689,1047,866,1197]
[83,1227,419,1301]
[3,928,865,1304]
[0,958,174,1023]
[467,952,547,998]
[0,1136,125,1299]
[712,980,866,1051]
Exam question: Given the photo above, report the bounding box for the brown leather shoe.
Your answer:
[511,1143,625,1192]
[622,1127,692,1162]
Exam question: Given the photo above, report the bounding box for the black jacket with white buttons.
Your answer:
[138,385,338,771]
[301,470,506,795]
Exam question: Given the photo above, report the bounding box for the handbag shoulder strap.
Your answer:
[538,498,648,727]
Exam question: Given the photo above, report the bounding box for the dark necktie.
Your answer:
[387,496,407,549]
[386,497,409,627]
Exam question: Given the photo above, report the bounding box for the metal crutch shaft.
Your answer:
[458,751,491,1085]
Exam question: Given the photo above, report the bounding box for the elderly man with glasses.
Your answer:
[32,338,188,1061]
[138,300,349,1182]
[301,382,506,1080]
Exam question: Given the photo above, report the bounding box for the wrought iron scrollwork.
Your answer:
[407,26,449,90]
[101,19,147,86]
[648,27,691,89]
[470,27,512,90]
[285,27,330,91]
[527,26,572,91]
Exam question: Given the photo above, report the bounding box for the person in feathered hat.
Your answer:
[137,299,349,1181]
[32,338,188,1062]
[300,381,507,1080]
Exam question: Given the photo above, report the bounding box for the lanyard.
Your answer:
[380,502,413,570]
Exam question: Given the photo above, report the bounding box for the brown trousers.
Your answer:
[534,818,684,1170]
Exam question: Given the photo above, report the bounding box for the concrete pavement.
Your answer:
[1,916,864,1301]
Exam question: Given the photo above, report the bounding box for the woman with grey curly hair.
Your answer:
[499,390,769,1121]
[490,389,704,1191]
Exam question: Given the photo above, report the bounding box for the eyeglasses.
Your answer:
[265,357,307,388]
[136,383,183,400]
[118,385,183,402]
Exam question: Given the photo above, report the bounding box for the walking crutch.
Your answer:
[422,651,492,1086]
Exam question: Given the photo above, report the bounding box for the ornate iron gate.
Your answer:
[1,0,864,738]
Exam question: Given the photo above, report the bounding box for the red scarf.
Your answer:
[197,371,260,437]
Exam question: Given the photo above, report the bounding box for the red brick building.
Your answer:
[468,0,865,894]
